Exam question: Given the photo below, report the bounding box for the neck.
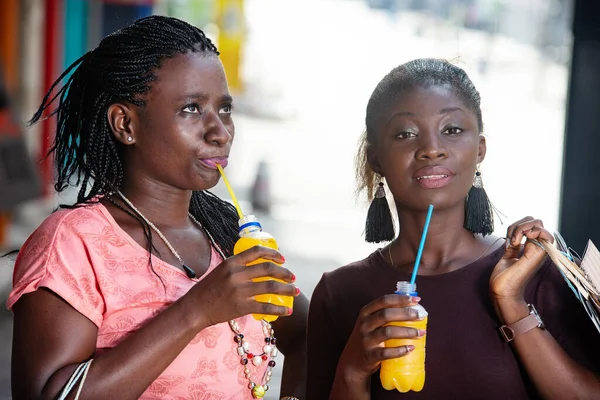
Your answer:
[392,203,481,274]
[117,175,193,229]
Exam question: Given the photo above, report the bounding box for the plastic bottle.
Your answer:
[232,215,294,322]
[379,281,428,392]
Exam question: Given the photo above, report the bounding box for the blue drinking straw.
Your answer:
[410,204,434,285]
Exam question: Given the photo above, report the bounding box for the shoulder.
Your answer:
[30,202,113,240]
[13,202,118,283]
[8,203,111,324]
[319,251,383,292]
[312,250,387,312]
[323,250,384,282]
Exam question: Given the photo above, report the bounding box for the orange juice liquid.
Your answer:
[233,232,294,322]
[380,315,428,392]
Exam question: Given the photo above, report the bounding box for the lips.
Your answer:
[199,157,228,169]
[413,166,455,189]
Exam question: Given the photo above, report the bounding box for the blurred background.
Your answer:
[1,0,599,398]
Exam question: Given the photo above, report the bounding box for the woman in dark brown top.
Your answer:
[307,58,600,399]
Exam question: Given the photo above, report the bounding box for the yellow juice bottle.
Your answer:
[232,215,294,322]
[380,281,428,392]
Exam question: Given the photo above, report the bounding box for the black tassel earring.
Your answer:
[464,167,495,236]
[365,182,395,243]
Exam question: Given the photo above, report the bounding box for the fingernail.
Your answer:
[410,296,421,303]
[406,345,415,352]
[286,307,293,315]
[419,329,427,337]
[291,273,296,282]
[295,287,301,296]
[281,255,286,263]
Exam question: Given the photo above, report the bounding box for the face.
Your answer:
[110,52,234,190]
[368,85,486,212]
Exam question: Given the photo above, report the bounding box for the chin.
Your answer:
[196,181,219,192]
[424,198,465,212]
[399,193,463,212]
[183,179,216,193]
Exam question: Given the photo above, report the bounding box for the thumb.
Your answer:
[521,239,548,266]
[502,239,522,259]
[504,240,547,284]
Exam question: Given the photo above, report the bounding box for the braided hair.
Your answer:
[29,15,239,257]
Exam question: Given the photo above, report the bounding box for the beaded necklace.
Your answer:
[114,191,278,398]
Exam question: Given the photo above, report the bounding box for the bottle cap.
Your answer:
[396,281,418,296]
[239,214,262,232]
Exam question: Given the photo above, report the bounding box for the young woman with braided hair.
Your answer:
[8,16,307,399]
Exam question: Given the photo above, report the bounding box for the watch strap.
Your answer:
[499,304,544,342]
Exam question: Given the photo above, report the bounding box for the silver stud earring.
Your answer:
[127,137,133,142]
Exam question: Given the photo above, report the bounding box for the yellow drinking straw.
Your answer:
[216,164,244,219]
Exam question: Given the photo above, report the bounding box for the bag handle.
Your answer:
[57,359,93,400]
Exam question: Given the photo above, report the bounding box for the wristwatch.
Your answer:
[499,304,545,342]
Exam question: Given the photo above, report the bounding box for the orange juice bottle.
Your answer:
[380,281,428,392]
[233,215,294,322]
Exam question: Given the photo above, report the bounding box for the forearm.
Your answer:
[279,344,307,398]
[329,367,371,400]
[42,295,206,400]
[496,300,600,399]
[275,292,309,398]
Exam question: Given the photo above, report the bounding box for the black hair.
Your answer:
[29,16,239,263]
[357,58,483,200]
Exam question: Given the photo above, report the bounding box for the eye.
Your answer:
[219,104,233,115]
[444,126,463,135]
[395,131,417,139]
[182,104,201,114]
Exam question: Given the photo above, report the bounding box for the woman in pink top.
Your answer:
[8,16,307,400]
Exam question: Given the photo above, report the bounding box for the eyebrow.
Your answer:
[439,107,465,114]
[391,111,416,118]
[391,107,465,116]
[181,92,209,101]
[387,107,466,127]
[180,93,233,103]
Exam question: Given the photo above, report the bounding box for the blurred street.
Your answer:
[0,0,572,398]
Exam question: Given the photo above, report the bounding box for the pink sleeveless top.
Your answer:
[7,203,271,399]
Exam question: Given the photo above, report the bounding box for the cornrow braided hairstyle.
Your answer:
[29,16,240,264]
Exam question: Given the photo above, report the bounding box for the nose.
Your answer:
[415,130,448,160]
[204,112,233,146]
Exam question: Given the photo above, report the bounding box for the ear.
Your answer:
[477,135,487,164]
[366,144,383,176]
[107,103,137,145]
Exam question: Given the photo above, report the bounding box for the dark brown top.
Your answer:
[307,246,600,399]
